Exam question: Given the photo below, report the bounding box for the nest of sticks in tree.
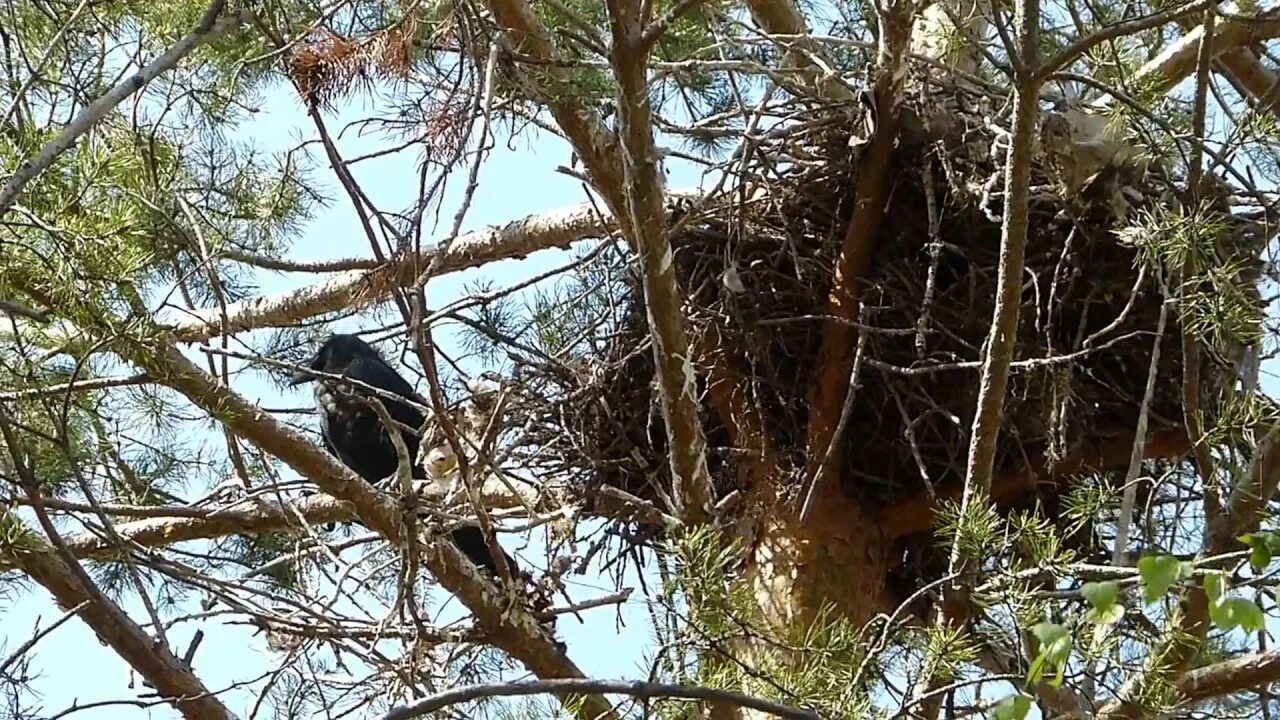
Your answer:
[518,83,1265,591]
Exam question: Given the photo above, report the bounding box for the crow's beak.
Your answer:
[286,370,314,386]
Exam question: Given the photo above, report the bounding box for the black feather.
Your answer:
[291,334,518,577]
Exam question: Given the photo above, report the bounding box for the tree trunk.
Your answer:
[742,484,888,636]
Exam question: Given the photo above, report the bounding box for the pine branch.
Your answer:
[3,196,699,350]
[0,0,247,214]
[1178,647,1280,702]
[11,546,236,719]
[103,336,619,720]
[0,417,235,720]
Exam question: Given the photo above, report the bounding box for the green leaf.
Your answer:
[1239,532,1278,570]
[1029,623,1073,688]
[1138,554,1184,603]
[1251,543,1272,571]
[1087,603,1126,626]
[1082,581,1119,611]
[991,693,1033,720]
[1211,597,1266,633]
[1083,581,1124,625]
[1204,573,1225,603]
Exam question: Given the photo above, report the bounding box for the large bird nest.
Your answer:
[515,84,1266,586]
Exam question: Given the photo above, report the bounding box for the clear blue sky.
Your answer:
[2,79,713,718]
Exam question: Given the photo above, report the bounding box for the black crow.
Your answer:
[287,333,519,580]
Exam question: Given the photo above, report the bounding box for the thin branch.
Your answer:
[1111,282,1171,564]
[380,679,819,720]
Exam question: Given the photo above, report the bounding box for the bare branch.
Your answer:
[604,0,714,521]
[380,678,819,720]
[743,0,853,100]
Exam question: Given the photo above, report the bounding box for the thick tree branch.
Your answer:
[9,544,235,719]
[744,0,854,100]
[89,336,619,720]
[1177,647,1280,702]
[604,0,714,522]
[802,1,915,510]
[485,0,625,209]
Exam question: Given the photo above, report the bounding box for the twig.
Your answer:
[1111,279,1171,564]
[798,328,867,523]
[0,601,88,675]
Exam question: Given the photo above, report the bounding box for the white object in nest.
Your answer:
[425,445,459,480]
[423,444,463,503]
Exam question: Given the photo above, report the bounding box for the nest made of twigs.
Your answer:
[521,85,1263,567]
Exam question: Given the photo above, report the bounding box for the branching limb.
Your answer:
[109,336,618,720]
[0,415,236,720]
[604,0,714,522]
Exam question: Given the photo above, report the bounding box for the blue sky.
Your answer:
[1,78,716,718]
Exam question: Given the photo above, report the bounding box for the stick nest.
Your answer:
[518,85,1264,555]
